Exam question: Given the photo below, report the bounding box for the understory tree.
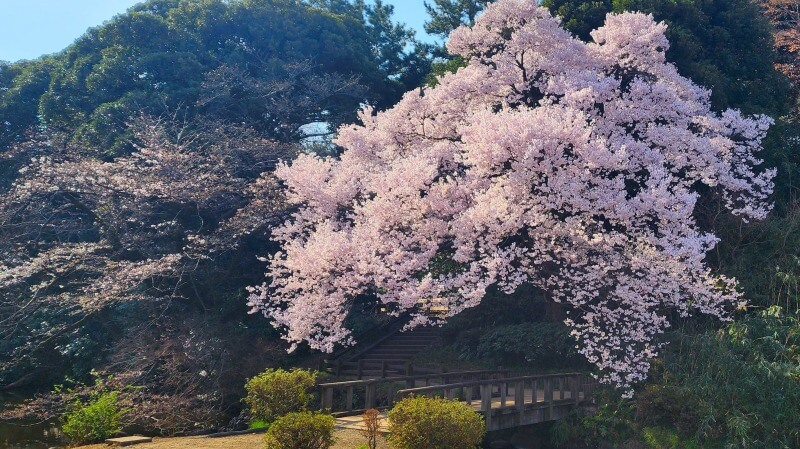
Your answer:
[249,0,775,390]
[0,117,293,427]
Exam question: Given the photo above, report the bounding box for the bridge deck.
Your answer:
[333,386,587,433]
[321,370,596,432]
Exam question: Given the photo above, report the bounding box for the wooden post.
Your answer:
[500,381,507,408]
[571,376,580,405]
[366,382,376,409]
[481,383,493,430]
[388,383,396,407]
[405,363,413,376]
[322,386,333,411]
[346,386,354,412]
[544,378,554,420]
[381,361,388,378]
[555,377,561,401]
[515,380,524,426]
[465,386,473,405]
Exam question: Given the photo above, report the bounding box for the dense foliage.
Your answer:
[542,0,789,115]
[387,396,485,449]
[0,0,429,155]
[556,308,800,448]
[61,391,123,445]
[420,0,789,115]
[423,0,491,38]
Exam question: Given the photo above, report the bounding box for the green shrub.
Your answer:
[640,426,700,449]
[264,411,335,449]
[387,396,485,449]
[61,391,122,444]
[475,322,581,367]
[245,368,317,424]
[249,419,269,430]
[565,308,800,449]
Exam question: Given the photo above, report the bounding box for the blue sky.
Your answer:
[0,0,435,63]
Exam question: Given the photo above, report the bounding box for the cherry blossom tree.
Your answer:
[0,117,291,393]
[249,0,775,390]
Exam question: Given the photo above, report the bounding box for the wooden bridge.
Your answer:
[318,369,597,432]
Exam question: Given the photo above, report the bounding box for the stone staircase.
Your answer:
[357,326,441,365]
[327,325,442,378]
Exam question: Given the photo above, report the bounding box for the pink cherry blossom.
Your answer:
[249,0,775,389]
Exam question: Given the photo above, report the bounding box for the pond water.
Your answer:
[0,392,65,449]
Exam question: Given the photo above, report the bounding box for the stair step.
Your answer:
[371,346,430,352]
[360,356,414,361]
[385,335,439,341]
[370,346,429,351]
[370,345,432,350]
[364,348,425,355]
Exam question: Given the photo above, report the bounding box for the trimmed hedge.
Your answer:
[264,411,335,449]
[387,396,485,449]
[245,368,317,424]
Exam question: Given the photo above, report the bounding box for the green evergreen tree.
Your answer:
[0,0,430,156]
[423,0,490,38]
[542,0,789,115]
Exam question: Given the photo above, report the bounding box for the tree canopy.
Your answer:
[0,0,428,155]
[423,0,491,38]
[542,0,789,115]
[416,0,790,116]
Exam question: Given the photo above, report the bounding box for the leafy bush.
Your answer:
[61,391,122,444]
[387,396,485,449]
[249,419,269,430]
[264,411,335,449]
[639,426,700,449]
[565,307,800,448]
[476,322,581,367]
[641,309,800,448]
[245,368,317,424]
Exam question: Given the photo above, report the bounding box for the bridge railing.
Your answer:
[396,372,598,431]
[318,369,511,416]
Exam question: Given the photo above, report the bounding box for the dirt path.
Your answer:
[78,428,387,449]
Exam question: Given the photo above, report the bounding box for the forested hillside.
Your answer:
[3,0,800,447]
